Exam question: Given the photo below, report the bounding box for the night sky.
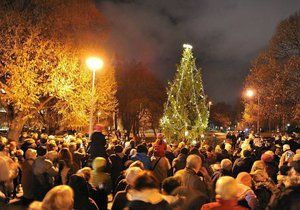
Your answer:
[97,0,300,104]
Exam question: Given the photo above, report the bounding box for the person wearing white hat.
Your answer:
[279,144,295,167]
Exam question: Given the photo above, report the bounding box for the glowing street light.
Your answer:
[87,57,104,137]
[244,88,260,133]
[208,101,212,111]
[245,89,254,98]
[97,111,101,123]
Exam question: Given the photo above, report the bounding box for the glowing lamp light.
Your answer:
[86,57,104,71]
[183,43,193,49]
[245,89,254,98]
[184,131,189,137]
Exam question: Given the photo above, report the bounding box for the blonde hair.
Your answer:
[29,185,74,210]
[250,160,266,174]
[216,176,238,200]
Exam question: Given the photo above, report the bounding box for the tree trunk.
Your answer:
[7,115,27,141]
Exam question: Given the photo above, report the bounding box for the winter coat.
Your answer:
[270,177,300,210]
[201,199,248,210]
[172,154,187,173]
[20,159,35,199]
[88,132,107,159]
[126,189,172,210]
[175,167,210,197]
[109,153,126,187]
[236,183,258,210]
[212,169,233,190]
[151,156,171,183]
[232,157,253,177]
[131,153,152,170]
[91,170,112,195]
[112,187,129,210]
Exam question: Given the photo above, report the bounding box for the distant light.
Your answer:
[209,101,212,106]
[245,89,254,98]
[184,131,189,137]
[86,57,104,71]
[0,89,6,94]
[183,44,193,49]
[287,123,291,127]
[200,134,205,138]
[245,128,249,132]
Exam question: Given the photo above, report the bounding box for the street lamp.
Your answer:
[208,101,212,111]
[245,89,260,133]
[97,111,101,123]
[86,57,104,137]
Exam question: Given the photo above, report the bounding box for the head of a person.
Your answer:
[250,160,266,174]
[251,169,268,182]
[0,141,5,152]
[114,145,124,154]
[162,177,181,195]
[129,160,144,170]
[216,176,238,200]
[29,185,74,210]
[25,148,37,160]
[68,142,77,153]
[69,174,89,197]
[186,154,202,173]
[156,133,164,141]
[180,147,189,155]
[220,159,232,171]
[291,154,300,174]
[136,144,148,154]
[77,167,92,182]
[236,172,252,187]
[0,156,10,182]
[125,166,143,186]
[92,157,106,172]
[59,148,73,167]
[283,144,291,152]
[242,150,251,158]
[37,146,47,157]
[133,171,159,191]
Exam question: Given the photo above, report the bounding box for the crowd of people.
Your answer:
[0,126,300,210]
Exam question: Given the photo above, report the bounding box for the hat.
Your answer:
[283,144,290,152]
[261,153,274,163]
[94,124,104,132]
[114,145,123,153]
[25,148,37,160]
[125,167,143,186]
[156,133,164,139]
[236,172,252,187]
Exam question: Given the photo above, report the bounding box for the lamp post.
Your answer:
[86,57,104,137]
[97,111,101,123]
[208,101,212,111]
[245,89,260,133]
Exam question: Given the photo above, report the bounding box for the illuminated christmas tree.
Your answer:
[161,44,209,142]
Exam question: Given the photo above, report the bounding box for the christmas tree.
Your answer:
[161,44,209,142]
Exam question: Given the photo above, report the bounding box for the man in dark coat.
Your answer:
[232,150,253,177]
[87,125,107,159]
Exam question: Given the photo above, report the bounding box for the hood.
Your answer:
[127,189,164,204]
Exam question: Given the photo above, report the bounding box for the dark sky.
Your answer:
[97,0,300,104]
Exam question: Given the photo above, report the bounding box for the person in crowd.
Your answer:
[172,147,188,173]
[154,133,167,158]
[56,148,78,185]
[175,154,211,197]
[232,150,254,177]
[236,172,258,209]
[131,144,152,170]
[91,157,112,209]
[201,176,248,210]
[161,176,182,208]
[279,144,295,167]
[69,174,98,210]
[126,171,172,210]
[270,154,300,210]
[109,145,126,189]
[88,124,108,159]
[20,148,37,204]
[32,146,58,201]
[261,151,278,183]
[112,166,143,210]
[151,149,171,184]
[212,159,233,189]
[29,185,73,210]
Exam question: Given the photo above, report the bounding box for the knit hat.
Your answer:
[283,144,290,152]
[236,172,252,187]
[94,124,104,132]
[125,167,143,186]
[156,133,164,139]
[25,148,37,160]
[261,153,274,163]
[220,159,232,170]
